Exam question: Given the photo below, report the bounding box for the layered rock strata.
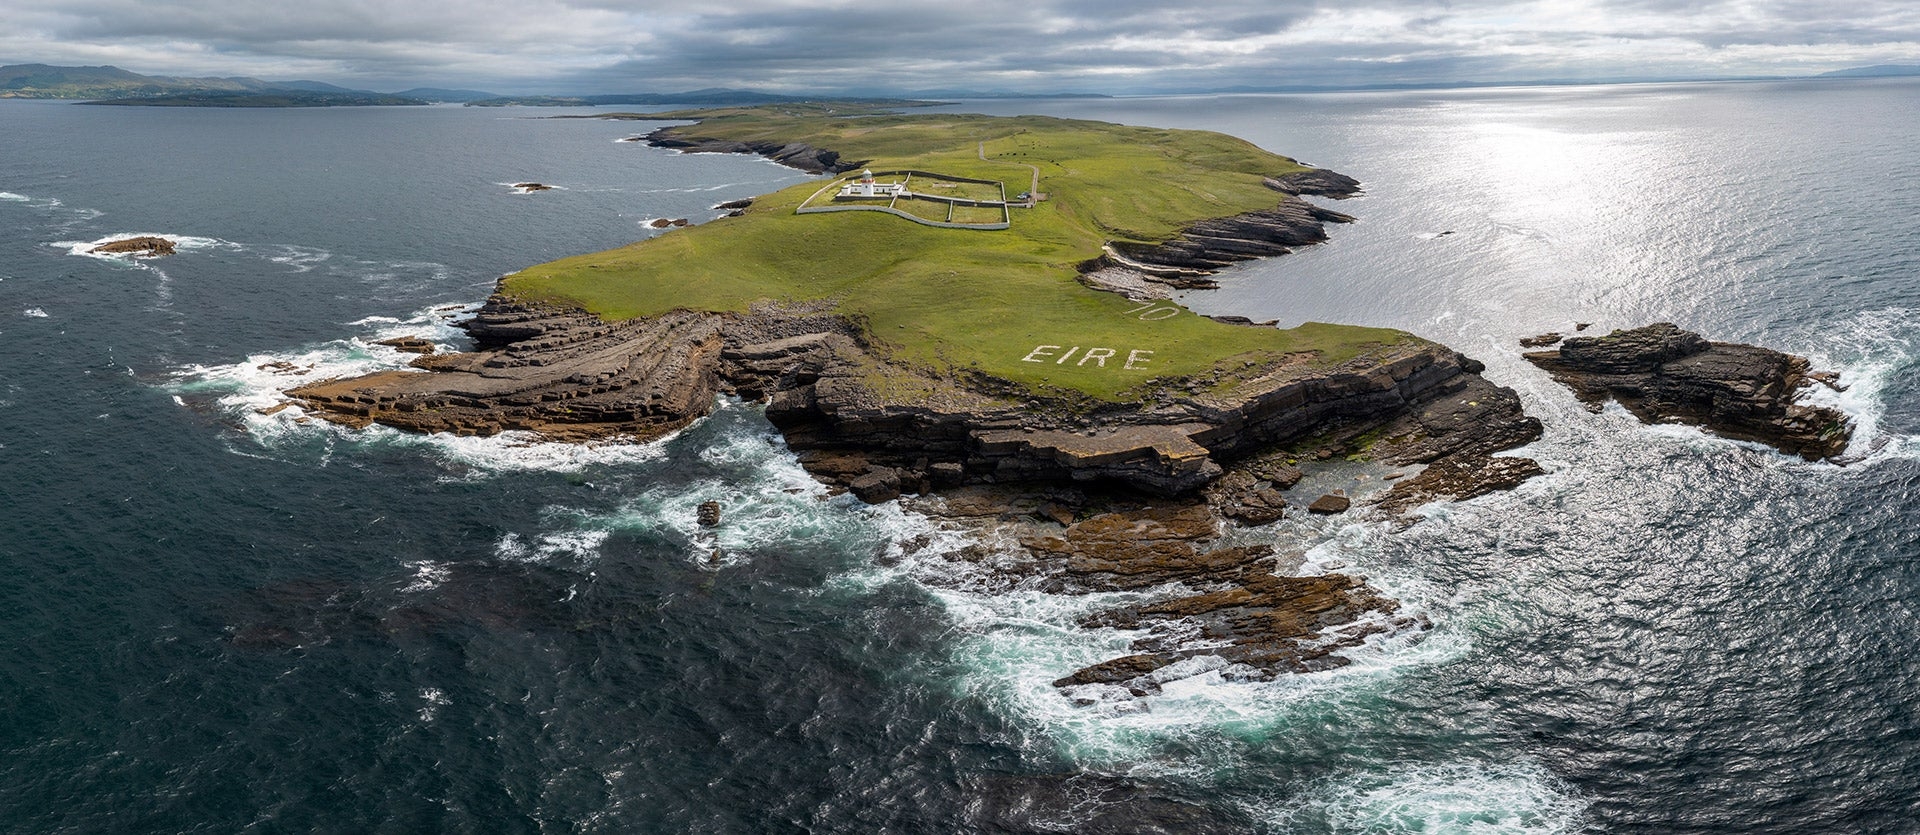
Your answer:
[643,127,859,174]
[1524,322,1851,459]
[290,292,1541,503]
[1087,170,1361,292]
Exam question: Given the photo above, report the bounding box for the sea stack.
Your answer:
[1524,322,1852,459]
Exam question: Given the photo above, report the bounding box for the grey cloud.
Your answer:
[2,0,1918,93]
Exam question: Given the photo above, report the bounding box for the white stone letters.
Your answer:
[1124,301,1182,320]
[1023,345,1154,370]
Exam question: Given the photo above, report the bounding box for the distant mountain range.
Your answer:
[0,64,498,106]
[463,89,937,107]
[1816,65,1920,78]
[5,61,1918,109]
[82,91,433,108]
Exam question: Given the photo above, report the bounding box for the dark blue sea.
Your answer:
[4,80,1919,833]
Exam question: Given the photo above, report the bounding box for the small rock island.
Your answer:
[289,104,1549,695]
[1524,322,1851,459]
[90,236,176,257]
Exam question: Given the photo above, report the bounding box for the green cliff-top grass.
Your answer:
[503,106,1410,399]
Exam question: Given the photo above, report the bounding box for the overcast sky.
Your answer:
[5,0,1919,94]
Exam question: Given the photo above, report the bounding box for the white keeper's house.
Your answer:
[836,170,907,199]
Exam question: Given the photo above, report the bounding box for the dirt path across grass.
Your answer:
[980,140,1039,202]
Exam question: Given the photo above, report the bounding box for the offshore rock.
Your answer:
[1524,323,1852,459]
[1306,494,1350,514]
[903,491,1419,695]
[373,336,436,354]
[1377,454,1548,514]
[1032,503,1413,691]
[90,236,175,257]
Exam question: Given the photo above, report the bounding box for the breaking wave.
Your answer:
[1270,758,1587,833]
[1793,306,1920,463]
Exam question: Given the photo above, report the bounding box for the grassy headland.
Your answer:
[504,106,1407,399]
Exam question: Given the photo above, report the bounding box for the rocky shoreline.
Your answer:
[286,291,1543,698]
[284,131,1554,696]
[642,126,859,174]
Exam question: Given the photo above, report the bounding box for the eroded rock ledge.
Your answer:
[1524,322,1851,459]
[291,293,1541,498]
[283,292,1544,693]
[643,127,861,174]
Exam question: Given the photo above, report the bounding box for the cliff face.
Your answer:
[644,127,860,174]
[290,293,1540,502]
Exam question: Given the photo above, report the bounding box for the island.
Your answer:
[89,235,176,257]
[287,105,1547,695]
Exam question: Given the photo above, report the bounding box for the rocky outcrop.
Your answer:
[1098,198,1356,277]
[91,236,175,257]
[1034,504,1410,692]
[288,302,729,440]
[510,182,553,192]
[1524,323,1852,459]
[373,336,435,354]
[1078,169,1357,293]
[1377,454,1547,514]
[288,289,1543,505]
[898,490,1422,696]
[1263,169,1363,199]
[643,127,861,174]
[1307,494,1351,514]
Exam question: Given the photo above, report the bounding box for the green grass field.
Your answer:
[503,107,1408,399]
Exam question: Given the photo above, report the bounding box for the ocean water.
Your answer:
[3,81,1918,833]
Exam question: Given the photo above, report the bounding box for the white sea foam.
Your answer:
[259,243,334,273]
[524,417,872,568]
[22,308,48,318]
[1792,307,1920,464]
[401,559,452,593]
[495,530,613,565]
[830,506,1470,774]
[0,191,29,202]
[1268,758,1587,834]
[417,687,450,722]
